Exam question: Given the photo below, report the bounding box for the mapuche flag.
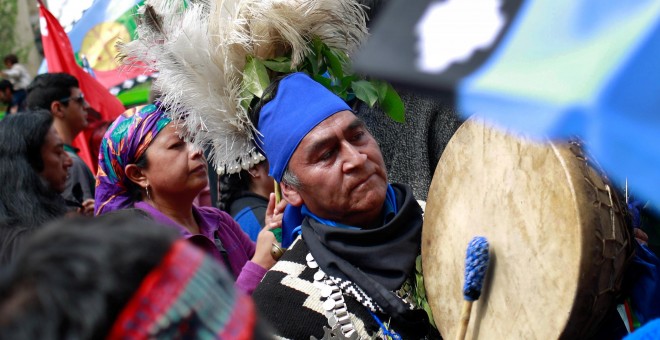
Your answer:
[66,0,151,90]
[38,0,125,173]
[355,0,660,213]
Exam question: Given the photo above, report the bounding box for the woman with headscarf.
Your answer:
[0,110,73,264]
[95,104,282,294]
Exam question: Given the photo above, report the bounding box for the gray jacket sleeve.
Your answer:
[62,151,96,203]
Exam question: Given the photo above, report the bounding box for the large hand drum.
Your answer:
[423,119,634,339]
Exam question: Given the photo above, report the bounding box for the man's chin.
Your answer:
[350,191,387,217]
[358,182,387,200]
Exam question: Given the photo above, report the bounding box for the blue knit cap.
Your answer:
[256,72,351,182]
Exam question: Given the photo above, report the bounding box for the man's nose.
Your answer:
[341,142,367,172]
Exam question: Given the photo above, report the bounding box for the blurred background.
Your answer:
[1,0,152,113]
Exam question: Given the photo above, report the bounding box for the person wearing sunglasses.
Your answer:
[26,73,95,216]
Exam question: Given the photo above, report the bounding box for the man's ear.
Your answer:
[50,101,65,118]
[281,181,303,207]
[125,164,148,189]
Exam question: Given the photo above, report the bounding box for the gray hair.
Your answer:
[281,166,302,189]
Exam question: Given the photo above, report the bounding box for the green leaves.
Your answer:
[243,56,270,98]
[375,81,405,123]
[322,46,345,80]
[352,80,379,107]
[353,80,405,123]
[414,255,436,328]
[263,56,292,73]
[240,39,406,123]
[312,74,333,90]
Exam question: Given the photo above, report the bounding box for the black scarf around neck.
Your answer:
[301,183,430,338]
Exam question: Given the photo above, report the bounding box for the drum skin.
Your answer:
[423,119,634,339]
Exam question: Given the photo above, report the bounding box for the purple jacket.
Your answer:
[135,201,266,295]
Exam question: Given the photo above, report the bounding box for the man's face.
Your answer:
[39,126,73,193]
[282,110,388,228]
[60,87,88,134]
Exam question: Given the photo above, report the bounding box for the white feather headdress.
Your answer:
[120,0,368,174]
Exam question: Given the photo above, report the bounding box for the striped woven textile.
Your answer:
[107,240,257,339]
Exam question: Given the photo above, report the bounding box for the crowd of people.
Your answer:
[0,61,449,338]
[1,0,660,337]
[0,62,657,338]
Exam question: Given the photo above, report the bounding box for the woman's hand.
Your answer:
[251,193,288,269]
[78,199,95,216]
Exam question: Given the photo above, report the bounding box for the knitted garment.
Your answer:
[107,240,258,339]
[354,89,461,201]
[252,238,384,339]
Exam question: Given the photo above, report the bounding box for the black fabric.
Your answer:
[586,302,628,340]
[301,183,429,338]
[0,227,31,266]
[61,150,95,205]
[228,192,268,222]
[212,233,233,279]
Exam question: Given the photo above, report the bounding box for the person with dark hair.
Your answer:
[1,54,31,115]
[26,73,95,215]
[219,160,275,241]
[0,110,72,264]
[95,104,282,295]
[250,73,437,339]
[0,212,271,339]
[0,79,26,115]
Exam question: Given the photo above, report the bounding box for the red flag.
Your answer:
[38,0,125,174]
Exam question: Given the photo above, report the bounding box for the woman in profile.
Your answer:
[95,104,284,294]
[0,110,72,264]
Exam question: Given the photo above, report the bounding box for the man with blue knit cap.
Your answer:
[251,73,437,339]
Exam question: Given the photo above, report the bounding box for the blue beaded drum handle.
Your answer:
[456,236,490,340]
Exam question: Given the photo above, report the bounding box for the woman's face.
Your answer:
[141,123,208,201]
[39,126,73,193]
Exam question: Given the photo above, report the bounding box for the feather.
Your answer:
[142,4,165,37]
[120,0,368,174]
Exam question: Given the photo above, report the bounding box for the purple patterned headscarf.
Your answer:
[94,104,171,215]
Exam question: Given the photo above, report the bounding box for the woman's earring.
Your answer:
[145,185,152,201]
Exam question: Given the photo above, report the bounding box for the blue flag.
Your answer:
[457,1,660,212]
[356,0,660,212]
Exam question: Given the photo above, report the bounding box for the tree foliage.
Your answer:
[0,0,32,64]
